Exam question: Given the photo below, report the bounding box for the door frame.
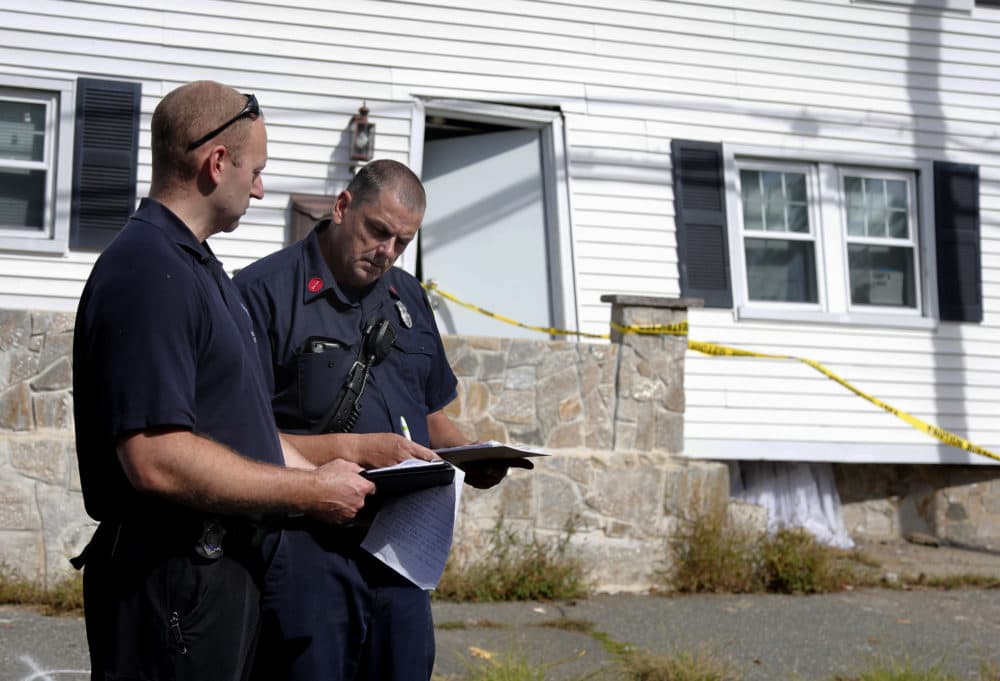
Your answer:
[406,97,578,336]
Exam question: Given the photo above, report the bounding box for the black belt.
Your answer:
[71,513,277,569]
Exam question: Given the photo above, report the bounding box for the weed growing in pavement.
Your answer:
[661,509,878,594]
[438,617,1000,681]
[445,618,739,681]
[759,525,843,594]
[660,508,760,593]
[447,645,593,681]
[577,619,738,680]
[0,561,83,615]
[536,617,596,633]
[978,662,1000,681]
[462,654,549,681]
[435,518,589,602]
[619,649,741,681]
[831,657,1000,680]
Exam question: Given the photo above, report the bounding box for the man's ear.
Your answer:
[332,190,352,224]
[204,145,227,187]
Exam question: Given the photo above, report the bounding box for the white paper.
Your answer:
[361,462,465,590]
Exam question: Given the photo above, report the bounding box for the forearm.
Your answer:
[279,433,317,470]
[427,409,470,449]
[282,430,438,469]
[281,432,366,467]
[118,428,323,516]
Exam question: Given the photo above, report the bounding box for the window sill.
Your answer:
[736,306,938,330]
[0,236,67,255]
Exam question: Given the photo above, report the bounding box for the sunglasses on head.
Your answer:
[186,93,261,151]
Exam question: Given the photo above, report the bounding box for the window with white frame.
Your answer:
[733,159,923,319]
[0,88,57,236]
[841,171,919,309]
[739,166,819,304]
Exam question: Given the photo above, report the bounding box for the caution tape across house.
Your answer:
[421,281,999,463]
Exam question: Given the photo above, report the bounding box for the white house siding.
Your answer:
[1,0,998,462]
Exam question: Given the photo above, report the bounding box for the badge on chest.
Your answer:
[388,286,413,329]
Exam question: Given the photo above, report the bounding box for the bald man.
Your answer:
[73,80,373,681]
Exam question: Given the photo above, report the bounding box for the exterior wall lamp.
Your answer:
[350,102,375,162]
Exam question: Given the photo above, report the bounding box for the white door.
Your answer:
[421,128,552,338]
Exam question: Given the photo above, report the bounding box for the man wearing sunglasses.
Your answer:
[73,80,374,681]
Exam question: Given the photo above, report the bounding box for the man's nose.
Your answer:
[251,175,264,200]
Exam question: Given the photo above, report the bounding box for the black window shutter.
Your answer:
[934,161,982,323]
[671,139,731,308]
[70,78,140,251]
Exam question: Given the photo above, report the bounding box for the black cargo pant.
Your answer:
[80,519,272,681]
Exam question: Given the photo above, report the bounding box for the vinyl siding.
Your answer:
[1,0,999,461]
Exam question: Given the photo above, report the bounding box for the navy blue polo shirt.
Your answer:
[234,220,457,447]
[73,198,285,522]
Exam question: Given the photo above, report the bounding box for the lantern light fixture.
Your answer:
[350,102,375,162]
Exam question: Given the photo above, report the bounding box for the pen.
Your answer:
[400,416,412,441]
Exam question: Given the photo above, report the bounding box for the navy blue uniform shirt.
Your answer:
[73,198,285,521]
[234,220,457,447]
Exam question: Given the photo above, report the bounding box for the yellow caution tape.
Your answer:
[423,280,999,462]
[688,339,1000,463]
[423,281,611,339]
[422,281,687,338]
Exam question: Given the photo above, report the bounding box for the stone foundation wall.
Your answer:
[0,298,726,591]
[454,450,729,592]
[0,310,90,586]
[836,463,1000,550]
[7,300,999,592]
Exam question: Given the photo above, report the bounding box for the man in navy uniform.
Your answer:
[236,159,526,680]
[73,80,374,681]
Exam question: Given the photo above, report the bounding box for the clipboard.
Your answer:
[435,441,550,466]
[361,460,455,498]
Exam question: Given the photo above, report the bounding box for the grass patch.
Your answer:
[661,510,878,594]
[463,654,549,681]
[832,658,1000,680]
[661,508,760,593]
[536,617,596,633]
[436,519,589,602]
[451,647,592,681]
[619,649,740,681]
[0,562,83,615]
[759,524,844,594]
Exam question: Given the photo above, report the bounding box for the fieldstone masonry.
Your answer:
[836,463,1000,550]
[3,300,1000,591]
[0,310,89,586]
[440,295,726,590]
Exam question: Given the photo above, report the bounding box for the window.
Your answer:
[0,77,139,254]
[739,166,818,304]
[732,159,924,322]
[672,139,981,326]
[0,89,57,237]
[842,172,918,309]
